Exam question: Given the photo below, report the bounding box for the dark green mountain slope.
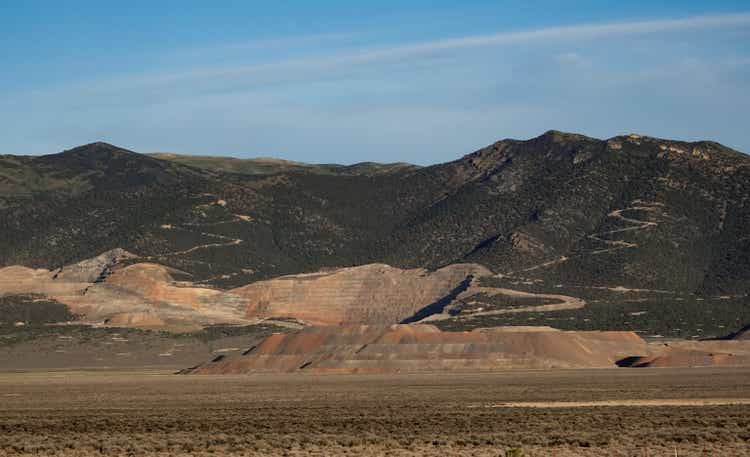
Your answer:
[382,131,750,296]
[1,131,748,302]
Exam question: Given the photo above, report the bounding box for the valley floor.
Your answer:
[0,368,748,456]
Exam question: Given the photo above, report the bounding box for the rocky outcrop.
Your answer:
[54,248,135,283]
[185,324,650,374]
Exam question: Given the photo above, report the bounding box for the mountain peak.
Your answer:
[537,130,597,143]
[59,142,137,157]
[32,142,149,172]
[23,141,197,193]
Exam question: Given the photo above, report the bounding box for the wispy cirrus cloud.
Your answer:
[42,12,750,95]
[3,12,749,161]
[341,12,750,62]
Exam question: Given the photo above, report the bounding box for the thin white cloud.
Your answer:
[10,12,750,100]
[107,12,750,86]
[384,12,750,54]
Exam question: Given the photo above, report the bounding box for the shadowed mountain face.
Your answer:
[0,131,749,336]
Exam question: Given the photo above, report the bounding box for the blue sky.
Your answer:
[1,1,749,164]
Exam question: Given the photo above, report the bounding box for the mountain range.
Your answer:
[0,131,748,342]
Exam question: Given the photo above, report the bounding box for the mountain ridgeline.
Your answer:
[0,130,749,340]
[1,131,747,296]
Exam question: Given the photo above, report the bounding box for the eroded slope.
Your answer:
[185,324,651,374]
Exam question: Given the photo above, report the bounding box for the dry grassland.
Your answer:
[0,368,748,456]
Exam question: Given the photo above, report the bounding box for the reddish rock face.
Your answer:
[186,325,654,374]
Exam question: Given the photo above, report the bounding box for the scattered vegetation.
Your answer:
[0,295,76,326]
[435,276,750,339]
[0,321,294,347]
[173,323,293,343]
[0,368,747,456]
[0,324,157,347]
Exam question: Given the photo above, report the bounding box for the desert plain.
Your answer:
[0,367,748,457]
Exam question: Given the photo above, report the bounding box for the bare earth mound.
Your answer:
[185,324,650,374]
